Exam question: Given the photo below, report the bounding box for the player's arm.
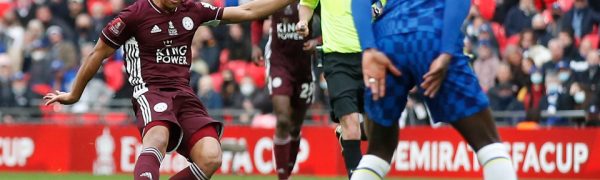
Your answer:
[421,0,471,98]
[221,0,296,23]
[296,0,317,37]
[44,39,116,105]
[251,19,265,64]
[440,0,470,56]
[352,0,400,100]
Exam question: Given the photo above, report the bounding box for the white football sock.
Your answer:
[477,143,518,180]
[350,155,390,180]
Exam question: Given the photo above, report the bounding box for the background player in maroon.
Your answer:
[251,3,320,179]
[43,0,298,179]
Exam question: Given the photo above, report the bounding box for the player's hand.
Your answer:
[296,20,310,37]
[362,48,402,101]
[251,45,264,66]
[303,39,318,51]
[43,90,79,105]
[421,53,452,98]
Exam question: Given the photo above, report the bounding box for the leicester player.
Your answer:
[250,2,320,179]
[350,0,518,179]
[44,0,302,179]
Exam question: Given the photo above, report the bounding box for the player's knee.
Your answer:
[194,149,222,174]
[276,118,292,131]
[143,130,170,151]
[340,115,361,140]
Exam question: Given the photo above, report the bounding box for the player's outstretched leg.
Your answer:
[272,96,295,180]
[170,125,222,180]
[134,122,170,180]
[451,109,517,180]
[350,119,396,180]
[338,113,363,178]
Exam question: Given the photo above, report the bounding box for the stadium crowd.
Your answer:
[0,0,599,127]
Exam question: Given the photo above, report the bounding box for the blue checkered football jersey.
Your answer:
[375,0,444,36]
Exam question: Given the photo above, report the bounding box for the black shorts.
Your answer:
[322,52,364,123]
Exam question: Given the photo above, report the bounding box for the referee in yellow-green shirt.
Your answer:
[296,0,382,177]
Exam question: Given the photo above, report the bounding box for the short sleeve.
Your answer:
[100,8,136,49]
[195,2,224,27]
[300,0,319,10]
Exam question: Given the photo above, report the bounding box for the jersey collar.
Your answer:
[148,0,179,14]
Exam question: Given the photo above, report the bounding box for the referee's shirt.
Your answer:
[300,0,362,54]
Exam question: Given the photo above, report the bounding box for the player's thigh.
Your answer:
[423,55,490,124]
[322,53,364,120]
[365,35,418,127]
[450,109,499,151]
[132,92,181,152]
[174,94,223,159]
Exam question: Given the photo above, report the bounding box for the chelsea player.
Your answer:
[350,0,518,179]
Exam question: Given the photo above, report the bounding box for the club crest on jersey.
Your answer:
[168,21,178,36]
[151,25,162,33]
[182,17,194,31]
[108,18,125,35]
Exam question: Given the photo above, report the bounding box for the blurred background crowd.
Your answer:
[0,0,599,128]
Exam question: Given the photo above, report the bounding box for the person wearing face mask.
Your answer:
[557,61,574,88]
[539,73,575,126]
[518,60,546,111]
[569,82,594,126]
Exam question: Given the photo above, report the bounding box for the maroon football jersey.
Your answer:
[100,0,223,98]
[266,2,311,67]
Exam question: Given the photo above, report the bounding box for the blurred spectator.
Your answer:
[502,45,528,89]
[224,24,251,61]
[520,29,551,68]
[35,5,75,42]
[474,40,500,91]
[488,63,524,124]
[74,14,96,46]
[197,76,223,110]
[516,108,542,130]
[585,104,600,126]
[0,54,16,107]
[574,50,600,92]
[576,37,595,61]
[67,0,88,29]
[13,0,38,26]
[548,2,564,37]
[557,28,579,60]
[505,0,537,36]
[195,26,221,73]
[47,26,77,91]
[569,82,596,126]
[89,2,108,40]
[539,72,574,125]
[531,13,553,46]
[221,70,244,108]
[541,39,568,75]
[557,61,574,88]
[2,10,25,72]
[492,0,520,24]
[519,67,545,111]
[561,0,600,39]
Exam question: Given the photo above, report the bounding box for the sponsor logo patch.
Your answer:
[108,18,125,35]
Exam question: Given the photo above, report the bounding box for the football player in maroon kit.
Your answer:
[250,3,320,179]
[44,0,298,179]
